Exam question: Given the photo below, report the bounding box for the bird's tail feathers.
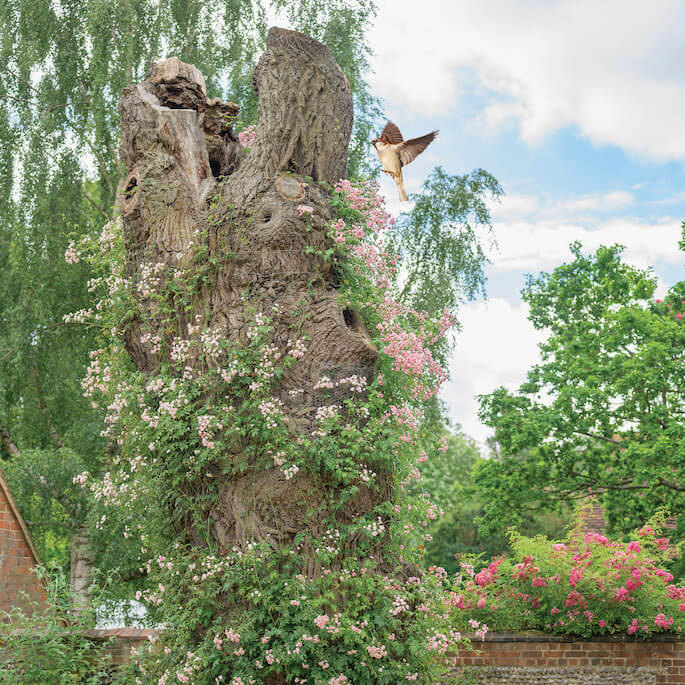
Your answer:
[397,177,409,202]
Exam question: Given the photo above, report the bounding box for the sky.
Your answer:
[363,0,685,448]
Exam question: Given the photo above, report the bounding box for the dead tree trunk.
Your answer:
[118,30,385,570]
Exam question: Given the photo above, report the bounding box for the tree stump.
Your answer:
[117,29,386,571]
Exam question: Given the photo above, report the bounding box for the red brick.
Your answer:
[0,468,46,616]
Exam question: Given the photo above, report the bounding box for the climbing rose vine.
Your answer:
[65,177,469,684]
[330,179,456,401]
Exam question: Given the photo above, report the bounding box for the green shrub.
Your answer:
[0,567,112,684]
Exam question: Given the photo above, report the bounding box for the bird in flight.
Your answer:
[371,122,438,201]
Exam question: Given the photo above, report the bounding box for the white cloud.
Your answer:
[441,298,544,446]
[488,214,682,273]
[494,193,540,218]
[654,190,685,205]
[560,191,634,213]
[490,189,681,273]
[371,0,685,159]
[493,189,636,222]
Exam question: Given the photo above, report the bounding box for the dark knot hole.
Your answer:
[209,156,222,179]
[124,176,138,199]
[121,170,141,216]
[343,308,362,332]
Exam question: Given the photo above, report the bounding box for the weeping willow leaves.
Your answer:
[388,166,503,362]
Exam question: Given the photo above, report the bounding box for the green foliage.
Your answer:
[475,243,685,537]
[420,428,570,575]
[0,138,104,565]
[419,430,500,572]
[420,429,480,517]
[389,167,502,339]
[0,567,112,684]
[2,448,89,559]
[449,509,684,638]
[117,546,454,684]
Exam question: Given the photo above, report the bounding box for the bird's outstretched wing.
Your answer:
[380,121,403,144]
[398,130,438,167]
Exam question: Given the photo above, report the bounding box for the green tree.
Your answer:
[419,430,503,574]
[476,243,685,536]
[419,429,570,574]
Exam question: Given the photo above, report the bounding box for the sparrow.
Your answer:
[371,122,438,201]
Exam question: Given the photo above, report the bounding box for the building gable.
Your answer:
[0,467,46,615]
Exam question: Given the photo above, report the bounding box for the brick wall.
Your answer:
[87,629,684,684]
[443,632,685,684]
[0,469,46,616]
[577,500,676,536]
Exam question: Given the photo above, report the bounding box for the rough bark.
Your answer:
[70,525,94,614]
[118,29,384,570]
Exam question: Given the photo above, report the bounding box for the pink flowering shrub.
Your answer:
[329,180,456,401]
[449,515,683,638]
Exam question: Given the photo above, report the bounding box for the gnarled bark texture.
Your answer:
[118,29,385,571]
[70,525,94,615]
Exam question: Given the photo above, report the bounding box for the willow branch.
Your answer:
[0,423,19,456]
[82,188,110,220]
